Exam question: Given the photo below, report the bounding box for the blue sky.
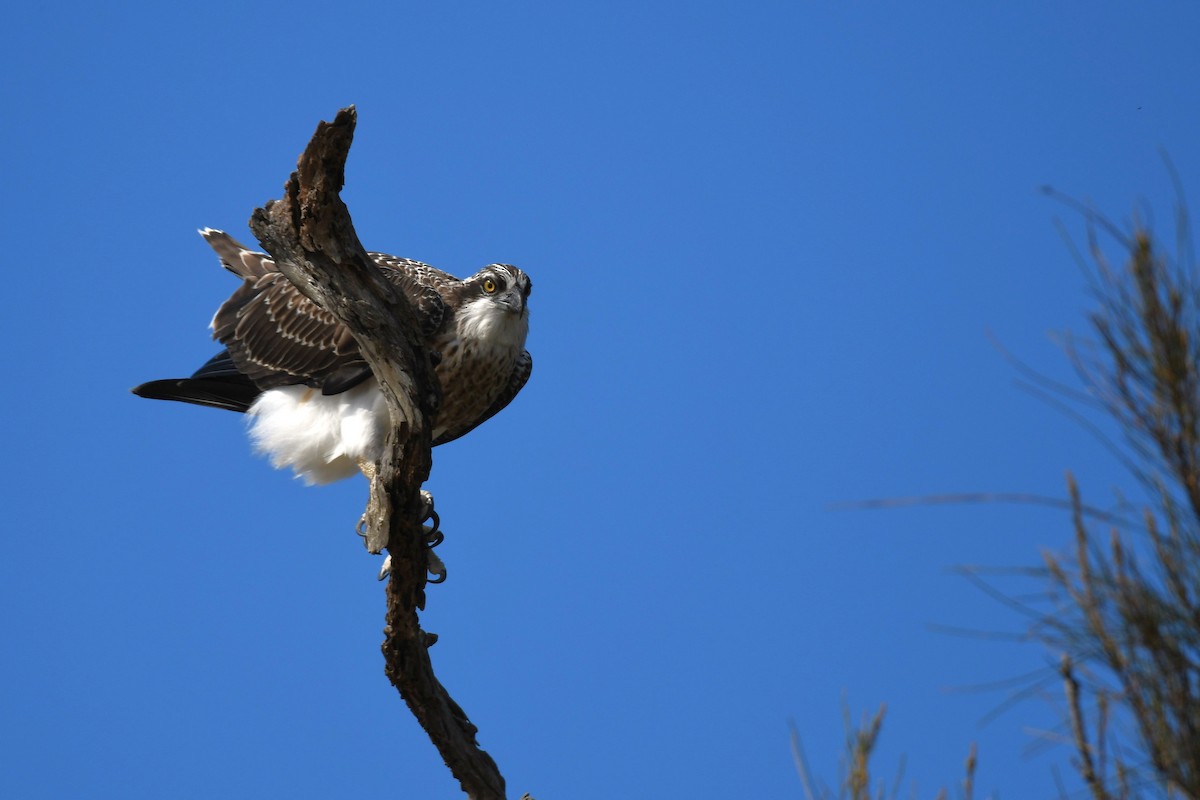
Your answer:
[3,2,1198,797]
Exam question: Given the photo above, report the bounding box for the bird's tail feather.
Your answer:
[131,377,257,413]
[199,228,276,279]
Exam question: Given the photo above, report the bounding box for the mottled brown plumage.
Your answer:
[133,229,532,475]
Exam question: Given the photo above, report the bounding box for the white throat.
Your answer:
[458,297,528,350]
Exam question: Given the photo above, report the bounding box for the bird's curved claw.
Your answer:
[419,490,442,548]
[425,526,444,549]
[427,551,447,584]
[374,490,446,582]
[377,552,447,584]
[418,490,437,521]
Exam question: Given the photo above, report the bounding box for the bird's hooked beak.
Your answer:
[498,289,524,314]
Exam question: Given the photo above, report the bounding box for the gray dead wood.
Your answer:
[247,106,507,800]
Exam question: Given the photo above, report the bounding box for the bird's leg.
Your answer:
[355,459,377,539]
[355,461,440,546]
[377,489,446,583]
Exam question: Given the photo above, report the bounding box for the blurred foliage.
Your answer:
[794,190,1200,800]
[1036,193,1200,799]
[790,706,977,800]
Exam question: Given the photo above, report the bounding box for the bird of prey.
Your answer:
[134,228,532,490]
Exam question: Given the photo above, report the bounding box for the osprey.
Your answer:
[134,229,532,485]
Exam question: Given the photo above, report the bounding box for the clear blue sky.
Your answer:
[3,2,1197,797]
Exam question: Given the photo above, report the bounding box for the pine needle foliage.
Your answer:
[1040,198,1200,799]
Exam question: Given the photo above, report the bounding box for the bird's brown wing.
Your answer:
[206,231,451,393]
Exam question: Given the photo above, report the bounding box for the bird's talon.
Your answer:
[427,550,446,583]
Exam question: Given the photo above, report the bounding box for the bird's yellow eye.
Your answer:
[482,278,497,294]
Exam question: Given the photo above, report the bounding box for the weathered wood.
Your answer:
[247,106,507,800]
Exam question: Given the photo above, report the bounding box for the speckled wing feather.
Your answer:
[367,252,453,339]
[203,231,450,394]
[433,349,533,446]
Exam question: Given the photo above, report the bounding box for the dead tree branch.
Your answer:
[247,106,507,800]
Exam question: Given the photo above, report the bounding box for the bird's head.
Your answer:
[458,264,532,347]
